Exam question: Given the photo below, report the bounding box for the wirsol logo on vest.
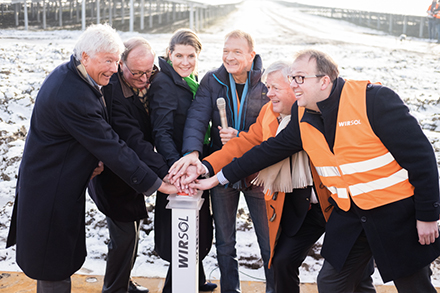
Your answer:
[338,120,361,127]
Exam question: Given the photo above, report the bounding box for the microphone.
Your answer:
[216,97,228,129]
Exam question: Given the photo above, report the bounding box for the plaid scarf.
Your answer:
[119,65,158,113]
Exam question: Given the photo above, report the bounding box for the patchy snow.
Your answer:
[1,0,440,288]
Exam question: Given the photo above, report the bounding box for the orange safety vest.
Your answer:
[428,3,440,19]
[299,80,414,211]
[257,104,332,268]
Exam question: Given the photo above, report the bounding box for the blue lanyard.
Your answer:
[229,73,250,130]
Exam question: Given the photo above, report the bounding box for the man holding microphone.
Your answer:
[176,30,274,293]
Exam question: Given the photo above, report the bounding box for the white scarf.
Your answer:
[252,114,313,193]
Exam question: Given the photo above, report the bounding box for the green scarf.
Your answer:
[183,72,199,98]
[167,59,211,145]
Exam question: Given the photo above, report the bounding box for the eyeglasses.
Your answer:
[287,74,325,84]
[124,63,155,78]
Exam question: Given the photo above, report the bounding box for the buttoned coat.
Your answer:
[222,78,440,282]
[7,56,160,281]
[88,72,168,222]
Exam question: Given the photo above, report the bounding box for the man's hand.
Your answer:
[163,174,171,183]
[416,220,439,245]
[169,152,205,184]
[180,165,203,185]
[218,126,238,145]
[170,165,202,194]
[178,174,200,195]
[169,151,200,181]
[157,181,179,195]
[164,174,184,193]
[90,161,104,180]
[189,176,220,191]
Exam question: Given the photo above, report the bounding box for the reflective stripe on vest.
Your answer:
[299,80,414,211]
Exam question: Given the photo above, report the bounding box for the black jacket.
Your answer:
[88,72,168,222]
[148,57,213,262]
[222,77,440,281]
[182,54,269,156]
[7,56,161,281]
[148,57,195,166]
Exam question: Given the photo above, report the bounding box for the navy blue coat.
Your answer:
[222,77,440,282]
[6,56,161,281]
[88,72,168,222]
[182,54,269,156]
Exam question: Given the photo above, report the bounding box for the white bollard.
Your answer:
[166,191,204,293]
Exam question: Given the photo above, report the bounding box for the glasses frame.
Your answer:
[124,63,155,78]
[287,74,325,84]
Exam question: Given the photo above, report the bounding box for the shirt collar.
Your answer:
[118,71,134,99]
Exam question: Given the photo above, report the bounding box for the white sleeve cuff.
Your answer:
[202,164,209,177]
[216,170,229,185]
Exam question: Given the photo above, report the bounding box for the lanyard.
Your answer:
[229,73,249,130]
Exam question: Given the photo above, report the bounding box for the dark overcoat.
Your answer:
[148,57,213,261]
[222,77,440,282]
[6,56,161,281]
[88,73,168,222]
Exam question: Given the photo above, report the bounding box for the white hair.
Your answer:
[262,60,291,83]
[73,24,125,61]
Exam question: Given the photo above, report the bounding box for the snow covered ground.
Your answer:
[1,0,440,288]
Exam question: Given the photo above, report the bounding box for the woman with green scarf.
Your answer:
[148,29,216,293]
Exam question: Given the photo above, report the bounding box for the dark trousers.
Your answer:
[393,265,437,293]
[317,230,435,293]
[162,262,207,293]
[102,217,141,293]
[37,278,71,293]
[318,231,376,293]
[429,18,437,39]
[272,203,325,293]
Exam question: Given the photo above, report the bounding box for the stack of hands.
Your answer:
[163,151,218,196]
[92,126,237,196]
[161,125,238,195]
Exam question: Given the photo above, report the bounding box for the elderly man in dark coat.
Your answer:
[88,37,165,293]
[6,24,177,293]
